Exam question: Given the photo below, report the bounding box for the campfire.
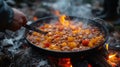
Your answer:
[47,43,120,67]
[26,11,120,67]
[107,52,120,67]
[25,11,111,67]
[106,44,120,67]
[0,0,120,67]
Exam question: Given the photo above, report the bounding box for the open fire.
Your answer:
[47,44,120,67]
[50,58,93,67]
[107,51,120,67]
[48,56,94,67]
[105,43,120,67]
[107,53,120,67]
[26,11,111,67]
[0,0,120,67]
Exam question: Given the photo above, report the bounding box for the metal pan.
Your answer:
[25,16,109,58]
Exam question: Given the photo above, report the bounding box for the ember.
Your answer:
[88,64,92,67]
[107,53,120,67]
[105,43,120,67]
[58,58,72,67]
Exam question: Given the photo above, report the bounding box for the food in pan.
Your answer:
[27,15,105,52]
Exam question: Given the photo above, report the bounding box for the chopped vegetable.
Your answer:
[82,39,89,46]
[44,43,50,47]
[61,42,67,47]
[68,42,77,48]
[67,36,74,42]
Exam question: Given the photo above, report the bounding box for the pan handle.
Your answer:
[24,25,48,34]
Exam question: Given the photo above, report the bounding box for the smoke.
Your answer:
[43,0,93,18]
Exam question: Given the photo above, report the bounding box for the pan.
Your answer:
[25,16,109,58]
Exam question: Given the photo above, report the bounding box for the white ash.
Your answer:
[12,48,51,67]
[37,60,50,67]
[1,39,14,46]
[0,27,26,54]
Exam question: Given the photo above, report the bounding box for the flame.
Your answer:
[53,10,70,27]
[59,15,70,27]
[107,53,120,67]
[58,58,72,67]
[105,43,109,50]
[105,44,120,67]
[108,53,117,59]
[88,64,92,67]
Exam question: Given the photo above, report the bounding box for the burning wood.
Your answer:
[107,53,120,67]
[88,64,92,67]
[58,58,72,67]
[105,43,120,67]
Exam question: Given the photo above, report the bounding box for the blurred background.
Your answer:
[5,0,103,20]
[5,0,120,26]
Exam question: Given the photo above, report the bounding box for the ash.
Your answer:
[0,28,51,67]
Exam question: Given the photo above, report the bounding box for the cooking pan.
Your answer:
[25,16,109,58]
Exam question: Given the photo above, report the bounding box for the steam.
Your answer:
[43,0,93,18]
[42,0,93,29]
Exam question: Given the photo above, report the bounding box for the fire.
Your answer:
[105,44,120,67]
[53,10,70,27]
[88,64,92,67]
[107,53,120,67]
[59,15,70,27]
[108,53,117,59]
[105,43,109,50]
[58,58,72,67]
[48,57,72,67]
